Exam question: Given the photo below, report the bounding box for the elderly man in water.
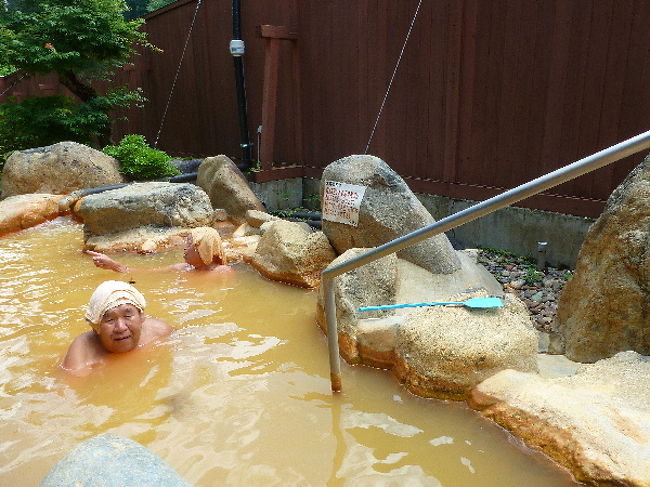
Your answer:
[61,280,174,375]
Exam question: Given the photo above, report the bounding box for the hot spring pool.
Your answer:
[0,217,577,486]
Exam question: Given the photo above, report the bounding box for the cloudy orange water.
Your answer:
[0,217,577,486]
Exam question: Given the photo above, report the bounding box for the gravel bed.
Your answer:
[476,248,574,333]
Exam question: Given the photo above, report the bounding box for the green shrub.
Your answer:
[0,88,145,160]
[103,134,180,180]
[0,95,100,150]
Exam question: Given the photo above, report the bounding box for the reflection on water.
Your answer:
[0,217,577,486]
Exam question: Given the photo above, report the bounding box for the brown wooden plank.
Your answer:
[260,37,281,169]
[291,37,304,164]
[442,0,462,183]
[252,165,304,183]
[260,25,297,40]
[455,0,478,185]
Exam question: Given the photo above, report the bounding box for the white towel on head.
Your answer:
[85,280,147,331]
[191,227,226,266]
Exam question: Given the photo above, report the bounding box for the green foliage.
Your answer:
[123,0,149,19]
[0,64,16,76]
[0,0,156,147]
[0,0,151,78]
[523,266,544,285]
[303,192,321,210]
[103,134,180,180]
[0,89,145,159]
[123,0,174,19]
[146,0,175,13]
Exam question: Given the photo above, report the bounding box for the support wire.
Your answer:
[364,0,424,154]
[153,0,203,149]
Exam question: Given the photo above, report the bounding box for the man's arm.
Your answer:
[84,250,129,273]
[84,250,189,273]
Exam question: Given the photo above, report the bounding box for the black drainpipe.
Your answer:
[231,0,253,172]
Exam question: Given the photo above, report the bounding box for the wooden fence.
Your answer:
[2,0,650,218]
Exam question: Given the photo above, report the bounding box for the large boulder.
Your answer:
[248,220,336,288]
[39,433,191,487]
[321,155,460,274]
[0,193,64,235]
[469,351,650,487]
[317,248,399,365]
[555,156,650,362]
[1,142,124,198]
[394,291,538,399]
[196,155,265,223]
[76,182,214,251]
[316,248,505,371]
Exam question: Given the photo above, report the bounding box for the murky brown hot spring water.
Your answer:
[0,217,578,486]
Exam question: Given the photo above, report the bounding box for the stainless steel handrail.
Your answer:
[322,129,650,391]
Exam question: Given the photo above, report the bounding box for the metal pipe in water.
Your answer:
[323,276,342,392]
[321,129,650,391]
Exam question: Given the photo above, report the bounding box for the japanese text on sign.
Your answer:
[322,181,367,226]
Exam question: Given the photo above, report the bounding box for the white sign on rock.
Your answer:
[322,181,367,226]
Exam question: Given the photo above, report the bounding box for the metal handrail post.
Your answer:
[323,277,342,391]
[322,129,650,391]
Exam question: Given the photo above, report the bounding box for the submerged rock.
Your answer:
[469,351,650,487]
[1,142,124,198]
[39,433,191,487]
[83,226,192,254]
[0,193,64,235]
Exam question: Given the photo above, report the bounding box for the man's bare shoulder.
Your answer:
[143,317,174,341]
[61,331,105,375]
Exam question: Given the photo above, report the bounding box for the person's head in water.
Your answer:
[85,280,147,353]
[62,280,173,375]
[183,227,227,269]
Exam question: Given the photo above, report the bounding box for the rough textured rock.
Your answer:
[223,235,260,263]
[469,351,650,487]
[39,433,191,487]
[77,182,213,242]
[0,194,64,235]
[245,209,280,227]
[316,248,399,365]
[556,156,650,362]
[394,251,503,306]
[248,220,336,288]
[1,142,124,198]
[84,226,191,254]
[315,248,505,369]
[196,155,265,223]
[321,155,460,274]
[394,291,538,399]
[233,222,262,236]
